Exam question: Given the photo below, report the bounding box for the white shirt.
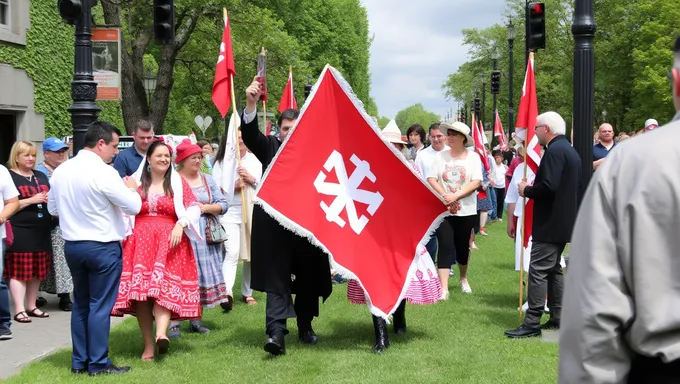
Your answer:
[504,163,535,217]
[491,161,508,187]
[414,144,450,179]
[0,165,19,239]
[48,150,142,242]
[225,152,262,213]
[427,150,483,217]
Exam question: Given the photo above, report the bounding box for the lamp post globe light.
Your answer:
[507,19,516,136]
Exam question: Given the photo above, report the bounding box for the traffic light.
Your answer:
[474,97,481,116]
[527,2,546,50]
[153,0,175,43]
[58,0,83,23]
[490,70,501,94]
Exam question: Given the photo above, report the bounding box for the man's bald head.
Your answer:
[598,123,614,144]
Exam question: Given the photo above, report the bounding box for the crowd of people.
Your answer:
[0,37,679,383]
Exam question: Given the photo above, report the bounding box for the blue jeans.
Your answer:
[64,240,122,373]
[489,187,498,220]
[0,241,10,329]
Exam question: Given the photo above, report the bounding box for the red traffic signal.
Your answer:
[527,2,546,50]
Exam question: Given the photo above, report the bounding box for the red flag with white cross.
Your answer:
[255,66,448,318]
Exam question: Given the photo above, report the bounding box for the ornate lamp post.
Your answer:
[507,20,516,136]
[481,75,487,124]
[143,73,157,105]
[491,46,500,146]
[58,0,101,155]
[572,0,596,196]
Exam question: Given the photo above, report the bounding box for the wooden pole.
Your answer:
[224,8,250,256]
[519,147,527,324]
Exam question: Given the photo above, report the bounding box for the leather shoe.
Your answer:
[71,368,87,374]
[539,320,560,330]
[504,325,541,338]
[89,365,131,376]
[264,331,286,356]
[299,329,318,345]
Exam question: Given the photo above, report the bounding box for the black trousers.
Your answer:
[265,291,319,336]
[493,187,505,219]
[628,355,680,383]
[444,215,476,266]
[523,241,565,327]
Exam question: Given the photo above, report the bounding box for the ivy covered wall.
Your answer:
[0,0,123,138]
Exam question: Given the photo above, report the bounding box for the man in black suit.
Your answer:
[505,111,581,338]
[239,77,332,356]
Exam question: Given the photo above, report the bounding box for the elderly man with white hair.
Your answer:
[504,111,581,338]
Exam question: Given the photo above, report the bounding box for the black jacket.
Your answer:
[524,135,581,243]
[240,113,332,301]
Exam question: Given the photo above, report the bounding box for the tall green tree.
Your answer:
[394,104,440,134]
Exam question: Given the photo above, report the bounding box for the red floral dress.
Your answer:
[112,179,201,320]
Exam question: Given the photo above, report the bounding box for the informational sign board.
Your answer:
[92,27,122,101]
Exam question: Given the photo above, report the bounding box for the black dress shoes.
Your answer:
[505,325,542,338]
[88,365,131,376]
[299,329,318,345]
[71,368,87,374]
[539,320,560,330]
[264,331,286,356]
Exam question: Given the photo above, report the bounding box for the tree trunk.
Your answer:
[100,1,201,135]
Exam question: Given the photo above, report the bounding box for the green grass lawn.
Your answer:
[6,221,558,384]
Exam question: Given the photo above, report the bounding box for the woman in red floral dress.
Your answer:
[112,141,202,361]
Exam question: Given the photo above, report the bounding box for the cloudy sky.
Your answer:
[363,0,508,120]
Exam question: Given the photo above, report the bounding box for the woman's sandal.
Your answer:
[26,308,49,318]
[219,295,234,312]
[13,311,32,323]
[141,354,155,362]
[242,296,257,305]
[156,337,170,355]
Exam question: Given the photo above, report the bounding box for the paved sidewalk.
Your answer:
[0,293,125,380]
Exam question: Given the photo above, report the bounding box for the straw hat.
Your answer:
[381,120,407,144]
[440,121,473,146]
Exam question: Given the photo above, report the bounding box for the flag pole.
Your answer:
[224,7,251,256]
[260,47,267,135]
[519,146,527,324]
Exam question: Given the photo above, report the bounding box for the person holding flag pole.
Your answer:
[505,52,581,339]
[210,8,250,312]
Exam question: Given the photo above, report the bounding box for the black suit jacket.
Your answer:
[524,135,581,243]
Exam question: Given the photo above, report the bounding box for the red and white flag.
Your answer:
[211,10,236,118]
[277,66,298,113]
[515,52,540,248]
[479,120,489,146]
[493,110,509,151]
[472,114,490,171]
[256,65,448,318]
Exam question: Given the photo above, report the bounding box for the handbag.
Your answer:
[4,220,13,249]
[201,175,228,244]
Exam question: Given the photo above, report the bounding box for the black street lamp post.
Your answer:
[59,0,101,155]
[481,77,486,125]
[508,20,516,136]
[304,75,313,100]
[491,46,500,146]
[572,0,596,197]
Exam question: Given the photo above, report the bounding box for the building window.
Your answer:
[0,0,8,27]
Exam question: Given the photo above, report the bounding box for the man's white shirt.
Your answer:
[0,165,19,239]
[414,144,450,180]
[48,150,142,242]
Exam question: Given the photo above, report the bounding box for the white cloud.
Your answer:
[363,0,508,121]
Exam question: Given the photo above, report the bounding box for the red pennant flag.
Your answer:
[516,53,541,248]
[472,114,490,172]
[211,10,236,118]
[277,67,298,113]
[493,109,509,151]
[256,66,447,317]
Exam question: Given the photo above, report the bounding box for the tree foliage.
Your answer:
[442,0,679,134]
[95,0,373,136]
[394,104,440,134]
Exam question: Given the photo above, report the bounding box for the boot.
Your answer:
[393,300,407,335]
[372,315,390,353]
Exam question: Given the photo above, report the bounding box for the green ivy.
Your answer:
[0,0,123,138]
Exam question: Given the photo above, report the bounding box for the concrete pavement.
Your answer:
[0,293,125,380]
